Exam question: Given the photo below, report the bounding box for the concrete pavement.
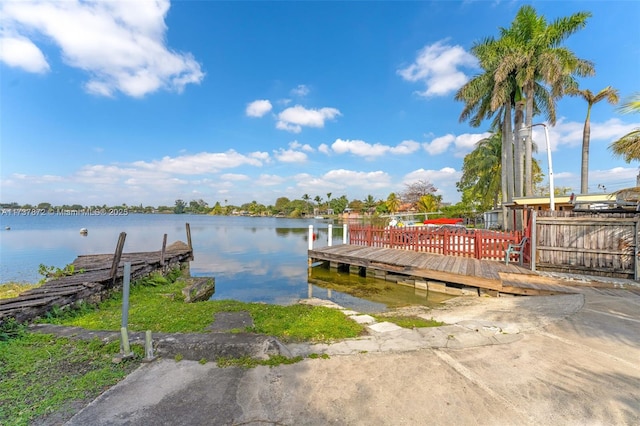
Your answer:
[65,287,640,425]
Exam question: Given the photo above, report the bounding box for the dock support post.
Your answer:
[185,223,194,260]
[343,224,348,244]
[110,232,127,285]
[308,225,314,266]
[328,224,333,247]
[160,233,167,267]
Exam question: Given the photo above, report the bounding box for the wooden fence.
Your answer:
[348,225,523,262]
[532,211,639,279]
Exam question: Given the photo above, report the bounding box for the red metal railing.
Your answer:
[348,225,524,262]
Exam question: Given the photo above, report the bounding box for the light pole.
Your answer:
[519,123,555,210]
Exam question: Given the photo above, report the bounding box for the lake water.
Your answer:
[0,213,447,312]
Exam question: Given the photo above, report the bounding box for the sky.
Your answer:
[1,0,639,208]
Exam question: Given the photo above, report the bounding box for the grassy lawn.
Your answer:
[0,326,142,426]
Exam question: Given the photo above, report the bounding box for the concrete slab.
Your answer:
[366,321,403,333]
[349,314,376,324]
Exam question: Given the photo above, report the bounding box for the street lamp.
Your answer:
[518,123,555,210]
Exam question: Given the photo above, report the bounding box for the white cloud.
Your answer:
[246,99,273,117]
[1,0,204,97]
[550,118,640,151]
[323,169,391,189]
[423,134,455,155]
[274,149,308,163]
[0,34,50,73]
[221,173,250,181]
[276,105,341,133]
[318,143,330,154]
[398,40,477,97]
[331,138,420,158]
[256,174,286,186]
[289,140,314,152]
[422,132,490,156]
[132,150,266,174]
[290,84,310,97]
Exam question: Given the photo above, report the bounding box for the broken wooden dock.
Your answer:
[308,245,577,296]
[0,237,193,324]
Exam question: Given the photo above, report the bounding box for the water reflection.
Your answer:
[0,214,449,312]
[308,264,452,313]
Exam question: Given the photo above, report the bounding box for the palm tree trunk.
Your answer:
[524,85,534,196]
[514,99,525,198]
[581,105,592,194]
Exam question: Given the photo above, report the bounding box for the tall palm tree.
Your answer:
[609,93,640,163]
[456,36,516,203]
[570,86,619,193]
[497,5,594,196]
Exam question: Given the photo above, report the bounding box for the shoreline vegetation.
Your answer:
[0,267,443,426]
[0,181,479,220]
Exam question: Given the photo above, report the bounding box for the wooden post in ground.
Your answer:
[185,223,194,260]
[110,232,127,285]
[160,233,167,267]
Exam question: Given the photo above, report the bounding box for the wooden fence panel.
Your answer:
[348,225,523,262]
[534,211,638,279]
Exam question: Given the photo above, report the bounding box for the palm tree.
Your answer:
[326,192,332,212]
[457,132,503,210]
[609,93,640,163]
[385,193,401,214]
[570,86,619,193]
[416,194,442,213]
[456,37,516,203]
[363,194,377,213]
[301,194,310,215]
[497,5,594,196]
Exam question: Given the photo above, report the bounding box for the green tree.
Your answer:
[416,194,441,213]
[362,194,377,213]
[385,193,401,214]
[569,86,619,193]
[274,197,291,215]
[500,5,594,195]
[609,93,640,163]
[301,194,311,216]
[457,132,503,210]
[174,199,186,214]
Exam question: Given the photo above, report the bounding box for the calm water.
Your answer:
[0,213,446,312]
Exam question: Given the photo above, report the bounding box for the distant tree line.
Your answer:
[0,180,483,220]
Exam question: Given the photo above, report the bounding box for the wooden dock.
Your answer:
[309,245,577,296]
[0,240,193,324]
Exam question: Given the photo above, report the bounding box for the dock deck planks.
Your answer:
[0,241,193,324]
[309,244,575,295]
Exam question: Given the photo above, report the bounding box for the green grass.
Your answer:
[0,332,142,426]
[44,274,364,343]
[372,315,444,329]
[0,282,39,300]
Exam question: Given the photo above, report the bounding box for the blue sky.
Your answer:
[1,0,639,208]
